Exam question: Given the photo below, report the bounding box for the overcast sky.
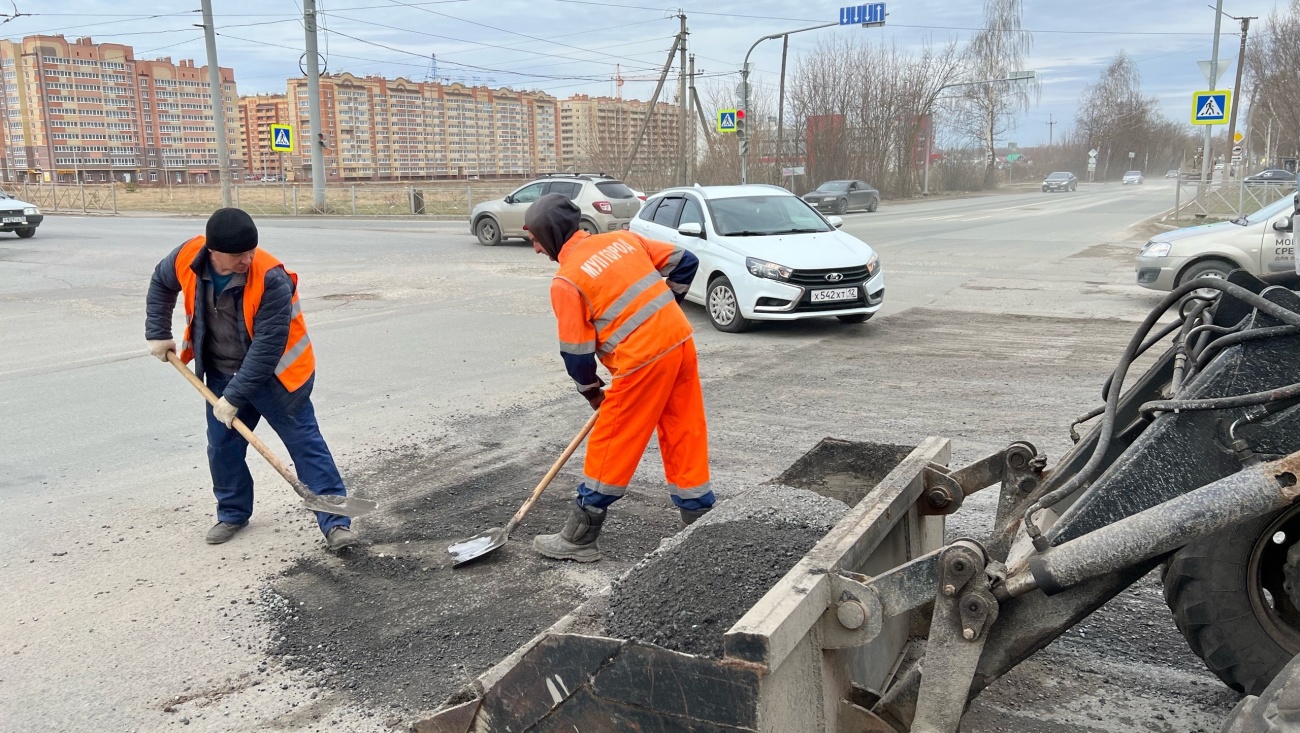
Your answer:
[7,0,1286,145]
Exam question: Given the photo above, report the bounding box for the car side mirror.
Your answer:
[503,195,515,204]
[1275,217,1293,232]
[677,222,704,238]
[828,216,844,229]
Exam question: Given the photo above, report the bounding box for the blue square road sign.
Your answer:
[269,123,295,152]
[1191,90,1230,126]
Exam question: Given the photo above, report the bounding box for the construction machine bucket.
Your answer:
[413,438,948,733]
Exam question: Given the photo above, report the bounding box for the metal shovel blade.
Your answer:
[448,527,509,567]
[301,494,380,518]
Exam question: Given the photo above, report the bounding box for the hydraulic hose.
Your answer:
[1024,277,1300,552]
[1140,382,1300,416]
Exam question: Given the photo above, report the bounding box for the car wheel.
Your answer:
[15,227,35,238]
[1179,259,1235,297]
[579,219,599,235]
[835,198,848,215]
[837,313,871,324]
[706,276,752,333]
[475,217,501,246]
[866,197,878,213]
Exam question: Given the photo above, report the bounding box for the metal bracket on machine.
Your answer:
[919,442,1045,520]
[911,540,999,733]
[821,550,944,649]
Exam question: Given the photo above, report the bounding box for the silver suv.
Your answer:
[470,174,643,246]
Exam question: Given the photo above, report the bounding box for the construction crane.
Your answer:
[612,63,665,100]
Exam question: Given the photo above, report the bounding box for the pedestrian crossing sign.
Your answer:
[270,123,295,152]
[717,109,738,134]
[1191,90,1230,125]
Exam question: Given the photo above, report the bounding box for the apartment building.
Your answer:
[239,93,290,180]
[558,95,680,176]
[283,72,559,182]
[0,35,243,184]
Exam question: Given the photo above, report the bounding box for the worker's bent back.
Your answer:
[552,231,694,376]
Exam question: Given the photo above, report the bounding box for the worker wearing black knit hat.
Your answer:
[144,208,358,552]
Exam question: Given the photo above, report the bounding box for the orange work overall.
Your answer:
[551,231,711,508]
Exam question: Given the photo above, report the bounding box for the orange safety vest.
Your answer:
[173,235,315,392]
[555,231,693,376]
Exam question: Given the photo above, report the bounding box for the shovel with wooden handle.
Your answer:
[166,351,378,518]
[448,409,600,567]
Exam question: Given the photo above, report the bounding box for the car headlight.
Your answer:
[1140,241,1171,258]
[865,252,880,277]
[746,257,792,281]
[23,207,37,216]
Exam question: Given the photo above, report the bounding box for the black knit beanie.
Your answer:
[205,208,259,254]
[525,193,582,260]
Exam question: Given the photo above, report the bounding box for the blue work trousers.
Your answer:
[205,371,349,535]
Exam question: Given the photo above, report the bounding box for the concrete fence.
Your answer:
[1,180,520,218]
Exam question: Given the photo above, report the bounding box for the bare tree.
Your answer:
[1246,0,1300,167]
[1074,53,1194,179]
[954,0,1035,185]
[785,36,962,196]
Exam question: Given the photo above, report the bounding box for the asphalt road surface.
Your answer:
[3,180,1240,731]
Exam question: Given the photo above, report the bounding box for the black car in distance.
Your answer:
[802,180,880,214]
[1042,171,1078,192]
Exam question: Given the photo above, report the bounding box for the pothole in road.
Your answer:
[261,455,678,716]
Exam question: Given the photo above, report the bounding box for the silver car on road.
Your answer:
[1135,195,1296,290]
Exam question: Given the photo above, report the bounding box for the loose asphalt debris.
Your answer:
[604,485,848,658]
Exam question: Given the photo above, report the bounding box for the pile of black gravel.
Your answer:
[603,514,836,659]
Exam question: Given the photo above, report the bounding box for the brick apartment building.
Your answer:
[279,73,559,182]
[0,35,244,185]
[238,93,290,180]
[558,95,680,177]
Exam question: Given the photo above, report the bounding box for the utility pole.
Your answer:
[1224,13,1256,178]
[1200,0,1225,187]
[677,12,688,188]
[200,0,232,208]
[303,0,327,212]
[688,53,697,184]
[620,33,682,182]
[775,35,789,188]
[1046,114,1055,148]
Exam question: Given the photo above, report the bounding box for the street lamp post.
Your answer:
[739,23,837,185]
[921,71,1037,195]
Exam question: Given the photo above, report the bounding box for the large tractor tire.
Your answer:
[1164,506,1300,695]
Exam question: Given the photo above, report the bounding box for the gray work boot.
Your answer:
[533,504,605,562]
[326,526,358,551]
[680,506,712,527]
[205,521,247,544]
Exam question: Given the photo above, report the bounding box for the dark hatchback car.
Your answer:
[1244,169,1296,186]
[802,180,880,214]
[1042,171,1077,192]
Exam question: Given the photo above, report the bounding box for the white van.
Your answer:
[1135,195,1296,290]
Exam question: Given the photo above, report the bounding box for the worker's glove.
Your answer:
[147,339,176,362]
[583,389,605,411]
[578,377,606,411]
[213,397,239,429]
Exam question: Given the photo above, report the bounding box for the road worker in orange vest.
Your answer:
[526,193,713,562]
[144,208,357,551]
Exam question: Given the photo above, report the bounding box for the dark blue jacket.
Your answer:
[146,244,297,408]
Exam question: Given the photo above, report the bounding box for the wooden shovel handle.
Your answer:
[503,409,601,535]
[166,351,316,503]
